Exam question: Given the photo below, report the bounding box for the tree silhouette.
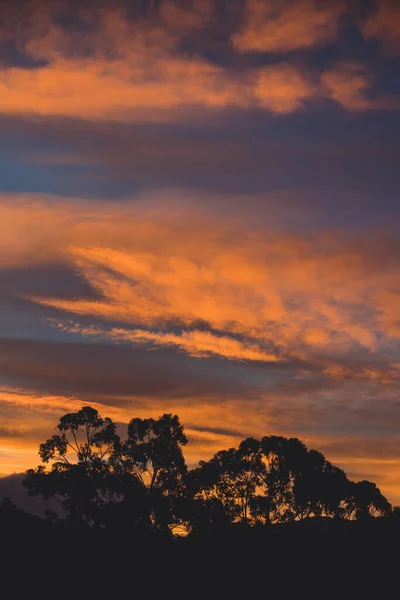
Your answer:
[112,413,189,535]
[189,439,263,526]
[252,436,307,524]
[22,405,392,538]
[348,480,391,520]
[23,406,120,526]
[293,449,338,518]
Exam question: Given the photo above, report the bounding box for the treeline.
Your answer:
[8,405,392,537]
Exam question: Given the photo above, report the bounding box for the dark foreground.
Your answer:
[2,506,400,595]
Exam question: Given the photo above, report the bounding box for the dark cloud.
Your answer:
[0,263,97,300]
[317,435,400,461]
[185,423,248,439]
[0,263,100,340]
[0,113,399,230]
[261,392,400,440]
[0,337,263,402]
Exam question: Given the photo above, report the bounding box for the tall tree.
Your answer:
[252,436,307,524]
[191,438,263,526]
[291,449,358,520]
[348,480,392,520]
[23,406,120,526]
[113,413,189,535]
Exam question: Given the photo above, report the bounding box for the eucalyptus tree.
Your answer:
[114,413,189,535]
[347,480,392,520]
[23,406,121,526]
[251,436,307,524]
[190,438,264,526]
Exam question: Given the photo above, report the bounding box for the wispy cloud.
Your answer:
[0,0,399,506]
[0,194,397,376]
[52,321,279,363]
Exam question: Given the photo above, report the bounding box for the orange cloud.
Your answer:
[1,3,394,119]
[231,0,345,53]
[253,63,314,113]
[320,62,374,111]
[0,4,317,119]
[362,0,400,55]
[0,56,320,119]
[0,194,396,373]
[52,321,279,363]
[1,194,400,502]
[0,57,240,120]
[0,385,260,473]
[320,61,400,111]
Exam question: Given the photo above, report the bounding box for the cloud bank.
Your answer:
[0,0,398,121]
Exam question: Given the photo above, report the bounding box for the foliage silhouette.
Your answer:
[2,405,399,595]
[23,406,121,526]
[20,405,392,539]
[110,413,189,535]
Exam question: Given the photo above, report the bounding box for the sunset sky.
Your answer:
[1,0,400,505]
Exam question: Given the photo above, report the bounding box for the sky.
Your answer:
[0,0,400,505]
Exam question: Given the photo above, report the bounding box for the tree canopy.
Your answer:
[21,405,392,536]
